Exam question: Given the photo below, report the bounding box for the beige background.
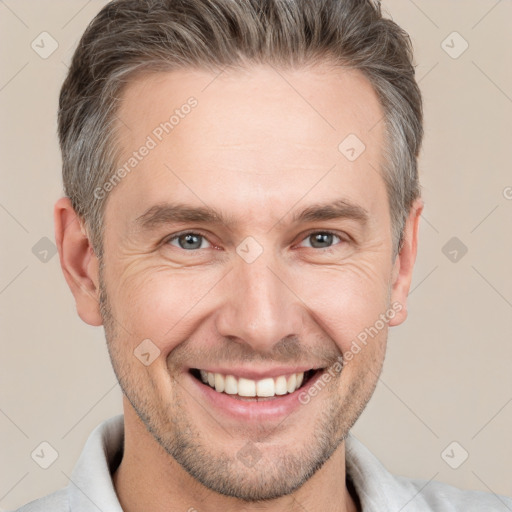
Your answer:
[1,0,511,509]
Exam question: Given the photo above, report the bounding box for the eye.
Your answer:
[167,232,211,250]
[298,231,344,249]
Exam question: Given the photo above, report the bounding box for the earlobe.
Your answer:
[54,197,103,326]
[388,198,424,327]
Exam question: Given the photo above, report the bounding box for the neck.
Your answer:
[113,401,360,512]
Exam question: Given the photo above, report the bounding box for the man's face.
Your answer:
[99,64,403,500]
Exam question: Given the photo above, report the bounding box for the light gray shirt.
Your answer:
[12,414,512,511]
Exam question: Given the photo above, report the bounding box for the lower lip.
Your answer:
[186,369,326,422]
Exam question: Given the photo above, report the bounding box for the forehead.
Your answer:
[109,64,387,227]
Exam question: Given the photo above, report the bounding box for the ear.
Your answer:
[388,197,423,327]
[54,197,103,326]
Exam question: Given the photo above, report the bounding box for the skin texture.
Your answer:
[55,64,423,512]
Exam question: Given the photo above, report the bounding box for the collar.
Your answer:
[66,414,421,511]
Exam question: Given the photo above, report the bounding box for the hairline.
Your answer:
[86,60,407,262]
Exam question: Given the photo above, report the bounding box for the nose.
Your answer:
[214,253,304,354]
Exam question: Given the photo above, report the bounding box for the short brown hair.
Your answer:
[58,0,423,259]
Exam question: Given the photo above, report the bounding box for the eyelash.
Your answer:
[164,229,349,251]
[299,229,348,248]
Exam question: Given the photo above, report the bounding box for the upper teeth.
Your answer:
[199,370,305,397]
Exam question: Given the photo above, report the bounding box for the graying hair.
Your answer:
[58,0,423,260]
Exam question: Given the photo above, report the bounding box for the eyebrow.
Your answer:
[291,199,369,226]
[135,198,370,231]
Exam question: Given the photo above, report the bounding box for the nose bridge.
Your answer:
[215,253,302,351]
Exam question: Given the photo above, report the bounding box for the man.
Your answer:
[15,0,511,511]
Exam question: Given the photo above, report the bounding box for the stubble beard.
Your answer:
[98,266,383,502]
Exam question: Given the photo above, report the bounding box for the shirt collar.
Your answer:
[65,414,418,512]
[345,432,413,511]
[67,414,125,512]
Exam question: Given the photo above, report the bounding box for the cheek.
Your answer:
[108,265,223,344]
[291,259,391,354]
[104,241,393,361]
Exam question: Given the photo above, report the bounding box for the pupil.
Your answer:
[311,233,332,248]
[179,233,201,249]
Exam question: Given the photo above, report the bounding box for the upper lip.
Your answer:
[189,366,323,380]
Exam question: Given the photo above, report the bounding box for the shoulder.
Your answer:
[395,474,512,511]
[10,487,69,512]
[345,433,512,511]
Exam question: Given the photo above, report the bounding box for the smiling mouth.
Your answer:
[189,368,322,400]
